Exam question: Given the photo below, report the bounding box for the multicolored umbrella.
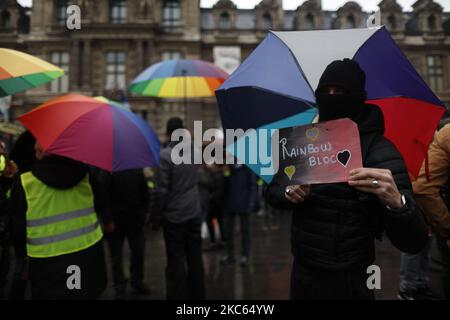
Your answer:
[0,48,64,97]
[129,59,228,98]
[19,94,160,172]
[216,27,445,179]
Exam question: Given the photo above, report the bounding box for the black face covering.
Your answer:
[315,59,367,122]
[317,92,365,121]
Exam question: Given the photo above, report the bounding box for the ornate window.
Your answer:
[305,13,315,30]
[55,0,69,26]
[105,52,126,90]
[345,14,356,29]
[219,12,231,30]
[262,13,272,30]
[1,10,11,29]
[387,15,397,31]
[110,0,127,24]
[50,52,70,93]
[427,55,444,92]
[427,15,436,31]
[163,0,181,30]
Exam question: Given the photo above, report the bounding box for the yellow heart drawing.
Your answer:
[284,165,296,181]
[305,127,320,141]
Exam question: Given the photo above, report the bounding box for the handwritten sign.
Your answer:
[274,118,362,185]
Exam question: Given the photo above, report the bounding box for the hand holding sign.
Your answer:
[285,185,310,203]
[348,168,403,209]
[275,118,363,185]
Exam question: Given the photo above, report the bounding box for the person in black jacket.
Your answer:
[102,168,151,299]
[221,164,257,268]
[265,59,428,300]
[198,163,226,250]
[0,140,18,299]
[8,131,36,300]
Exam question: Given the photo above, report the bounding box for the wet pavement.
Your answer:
[4,209,446,300]
[101,209,445,300]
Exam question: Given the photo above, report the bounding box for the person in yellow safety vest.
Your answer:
[9,143,109,300]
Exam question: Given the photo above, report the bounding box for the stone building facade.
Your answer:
[0,0,449,137]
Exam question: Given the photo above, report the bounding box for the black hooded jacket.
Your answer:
[265,104,428,270]
[96,168,150,229]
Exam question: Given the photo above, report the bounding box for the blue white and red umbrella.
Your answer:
[216,26,445,179]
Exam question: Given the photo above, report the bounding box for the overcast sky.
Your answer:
[16,0,450,12]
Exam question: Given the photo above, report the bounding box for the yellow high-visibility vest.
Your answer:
[21,172,103,258]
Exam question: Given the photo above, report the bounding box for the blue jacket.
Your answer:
[223,164,257,214]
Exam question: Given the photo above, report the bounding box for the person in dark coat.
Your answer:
[221,164,257,267]
[0,140,18,299]
[10,143,109,300]
[265,59,428,300]
[153,117,205,300]
[206,164,226,246]
[102,168,151,299]
[8,131,36,299]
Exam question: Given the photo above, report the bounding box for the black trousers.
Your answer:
[0,242,9,299]
[107,225,146,289]
[162,218,205,300]
[290,259,375,300]
[30,240,107,300]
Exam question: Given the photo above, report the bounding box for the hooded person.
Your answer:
[265,59,428,300]
[9,143,109,300]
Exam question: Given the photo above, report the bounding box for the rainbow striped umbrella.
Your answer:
[129,59,228,98]
[0,48,64,97]
[19,94,160,172]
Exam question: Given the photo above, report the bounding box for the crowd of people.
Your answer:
[0,59,449,300]
[0,116,261,300]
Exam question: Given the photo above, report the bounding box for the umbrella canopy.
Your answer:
[94,96,131,111]
[0,48,64,97]
[19,94,160,172]
[129,59,228,98]
[216,27,445,179]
